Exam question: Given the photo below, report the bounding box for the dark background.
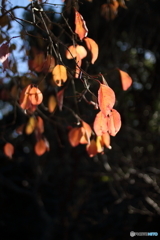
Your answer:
[0,0,160,239]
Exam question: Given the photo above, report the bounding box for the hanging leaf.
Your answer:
[75,10,88,41]
[86,139,97,157]
[34,139,47,156]
[108,109,121,136]
[0,42,10,71]
[118,69,132,91]
[52,64,67,87]
[29,87,43,105]
[66,45,77,59]
[48,95,57,113]
[68,127,83,147]
[36,116,44,133]
[75,54,82,78]
[84,37,99,64]
[56,88,64,111]
[80,121,92,144]
[96,136,104,153]
[25,116,36,135]
[75,45,87,59]
[102,132,111,149]
[98,84,116,117]
[93,111,108,136]
[4,143,14,159]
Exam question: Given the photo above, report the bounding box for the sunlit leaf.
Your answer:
[0,42,10,71]
[66,45,77,59]
[86,139,97,157]
[29,87,43,105]
[4,143,14,159]
[102,132,111,149]
[56,88,64,111]
[118,69,132,91]
[52,64,67,87]
[84,37,99,64]
[93,111,108,136]
[19,84,32,110]
[75,10,88,41]
[25,116,36,135]
[48,95,57,113]
[108,109,121,136]
[98,84,116,116]
[68,127,83,147]
[75,45,87,59]
[81,121,92,144]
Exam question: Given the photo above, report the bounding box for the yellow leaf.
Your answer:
[52,64,67,87]
[25,116,36,135]
[48,95,57,113]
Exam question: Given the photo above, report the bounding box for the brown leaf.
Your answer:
[84,37,99,64]
[75,10,88,41]
[98,84,116,117]
[52,64,67,87]
[4,143,14,159]
[56,88,64,111]
[0,42,10,71]
[118,69,132,91]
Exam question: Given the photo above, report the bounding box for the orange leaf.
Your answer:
[98,84,116,116]
[119,69,132,91]
[75,45,87,59]
[56,88,64,111]
[52,64,67,87]
[66,45,77,59]
[81,121,92,144]
[108,109,121,136]
[29,87,43,105]
[19,84,32,110]
[34,139,47,156]
[75,54,82,78]
[4,143,14,159]
[68,127,83,147]
[84,37,99,64]
[48,95,57,113]
[86,139,97,157]
[75,10,88,41]
[93,111,108,136]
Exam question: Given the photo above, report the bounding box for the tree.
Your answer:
[0,1,160,240]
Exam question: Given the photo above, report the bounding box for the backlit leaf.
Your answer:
[19,84,32,110]
[52,64,67,87]
[93,111,108,136]
[75,10,88,41]
[4,143,14,159]
[48,95,57,113]
[25,116,36,135]
[98,84,116,116]
[108,109,121,136]
[96,136,104,153]
[36,116,44,133]
[86,139,97,157]
[84,37,99,64]
[66,45,77,59]
[81,121,92,144]
[119,69,132,91]
[29,87,43,105]
[102,132,111,149]
[68,127,83,147]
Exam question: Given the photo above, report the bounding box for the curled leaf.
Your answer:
[75,10,88,41]
[102,132,111,149]
[96,136,104,153]
[29,87,43,105]
[19,85,32,110]
[52,64,67,87]
[98,84,116,117]
[84,37,99,64]
[4,143,14,159]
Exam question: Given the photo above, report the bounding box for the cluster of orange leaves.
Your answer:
[3,8,132,159]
